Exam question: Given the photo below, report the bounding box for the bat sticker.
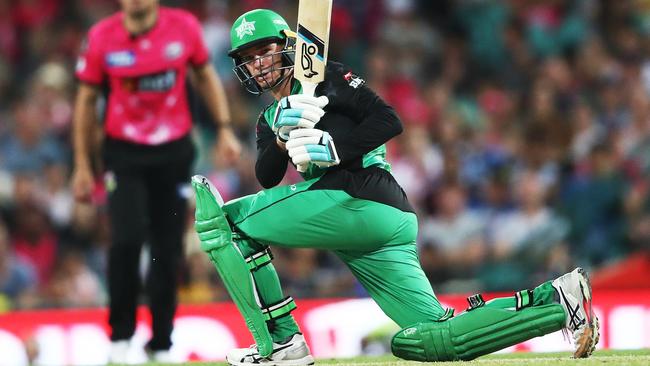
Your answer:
[301,43,319,78]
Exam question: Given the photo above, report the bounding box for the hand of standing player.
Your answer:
[71,165,94,202]
[214,126,242,166]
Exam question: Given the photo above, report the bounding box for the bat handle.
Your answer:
[297,160,308,173]
[296,82,318,173]
[301,82,317,97]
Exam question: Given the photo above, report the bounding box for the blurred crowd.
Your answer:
[1,0,650,312]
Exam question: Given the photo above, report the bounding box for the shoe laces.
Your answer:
[246,343,260,355]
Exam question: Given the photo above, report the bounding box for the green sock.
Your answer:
[532,281,558,305]
[483,281,557,310]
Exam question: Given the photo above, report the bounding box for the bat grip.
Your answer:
[296,82,318,173]
[301,82,317,97]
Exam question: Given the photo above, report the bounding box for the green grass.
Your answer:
[142,349,650,366]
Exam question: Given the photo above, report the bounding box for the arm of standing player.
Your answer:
[191,64,242,165]
[71,83,100,202]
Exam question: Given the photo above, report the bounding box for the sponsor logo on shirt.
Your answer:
[343,71,365,89]
[121,70,177,92]
[76,56,86,73]
[164,41,183,60]
[106,50,136,67]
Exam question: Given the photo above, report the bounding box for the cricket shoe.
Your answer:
[108,340,129,364]
[145,347,180,363]
[551,267,600,358]
[226,333,314,366]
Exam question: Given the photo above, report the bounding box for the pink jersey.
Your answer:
[75,7,209,145]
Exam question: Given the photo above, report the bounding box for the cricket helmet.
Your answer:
[229,9,296,95]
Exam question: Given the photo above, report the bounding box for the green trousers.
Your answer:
[224,178,446,331]
[219,177,565,358]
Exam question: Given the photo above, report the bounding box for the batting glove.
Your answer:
[272,94,329,142]
[286,128,340,168]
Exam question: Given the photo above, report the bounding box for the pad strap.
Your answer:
[466,294,485,311]
[245,247,274,271]
[437,308,455,321]
[262,296,297,321]
[515,289,534,311]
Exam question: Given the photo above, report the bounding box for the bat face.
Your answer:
[294,0,332,87]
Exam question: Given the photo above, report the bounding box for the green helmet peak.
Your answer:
[229,9,291,57]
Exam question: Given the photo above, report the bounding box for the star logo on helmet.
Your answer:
[236,18,256,40]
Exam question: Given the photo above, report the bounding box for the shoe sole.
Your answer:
[573,268,600,358]
[227,355,315,366]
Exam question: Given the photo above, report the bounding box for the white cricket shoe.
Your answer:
[108,340,129,364]
[150,350,180,363]
[226,333,314,366]
[551,267,600,358]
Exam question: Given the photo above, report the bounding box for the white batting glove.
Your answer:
[286,128,340,168]
[272,95,329,142]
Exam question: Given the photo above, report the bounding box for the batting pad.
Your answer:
[192,178,274,357]
[391,304,565,361]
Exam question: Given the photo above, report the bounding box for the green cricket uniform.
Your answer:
[194,9,571,361]
[194,61,565,361]
[224,62,445,331]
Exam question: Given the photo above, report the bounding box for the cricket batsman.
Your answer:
[191,9,600,365]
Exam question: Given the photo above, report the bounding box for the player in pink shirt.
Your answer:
[71,0,241,363]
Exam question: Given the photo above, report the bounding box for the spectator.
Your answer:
[419,182,486,290]
[0,219,38,310]
[560,143,629,267]
[485,171,570,290]
[44,249,105,308]
[0,96,66,176]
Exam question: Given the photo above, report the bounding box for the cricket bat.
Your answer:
[294,0,333,172]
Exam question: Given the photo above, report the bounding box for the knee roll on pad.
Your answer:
[391,304,565,361]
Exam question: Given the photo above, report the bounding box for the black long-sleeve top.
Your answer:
[255,61,403,189]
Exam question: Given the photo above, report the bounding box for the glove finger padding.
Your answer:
[273,96,328,142]
[285,136,322,151]
[286,128,340,168]
[288,128,325,139]
[278,104,325,122]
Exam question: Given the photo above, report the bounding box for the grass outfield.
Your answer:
[173,349,650,366]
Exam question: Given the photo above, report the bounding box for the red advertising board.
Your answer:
[0,291,648,365]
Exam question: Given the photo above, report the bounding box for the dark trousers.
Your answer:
[106,151,192,351]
